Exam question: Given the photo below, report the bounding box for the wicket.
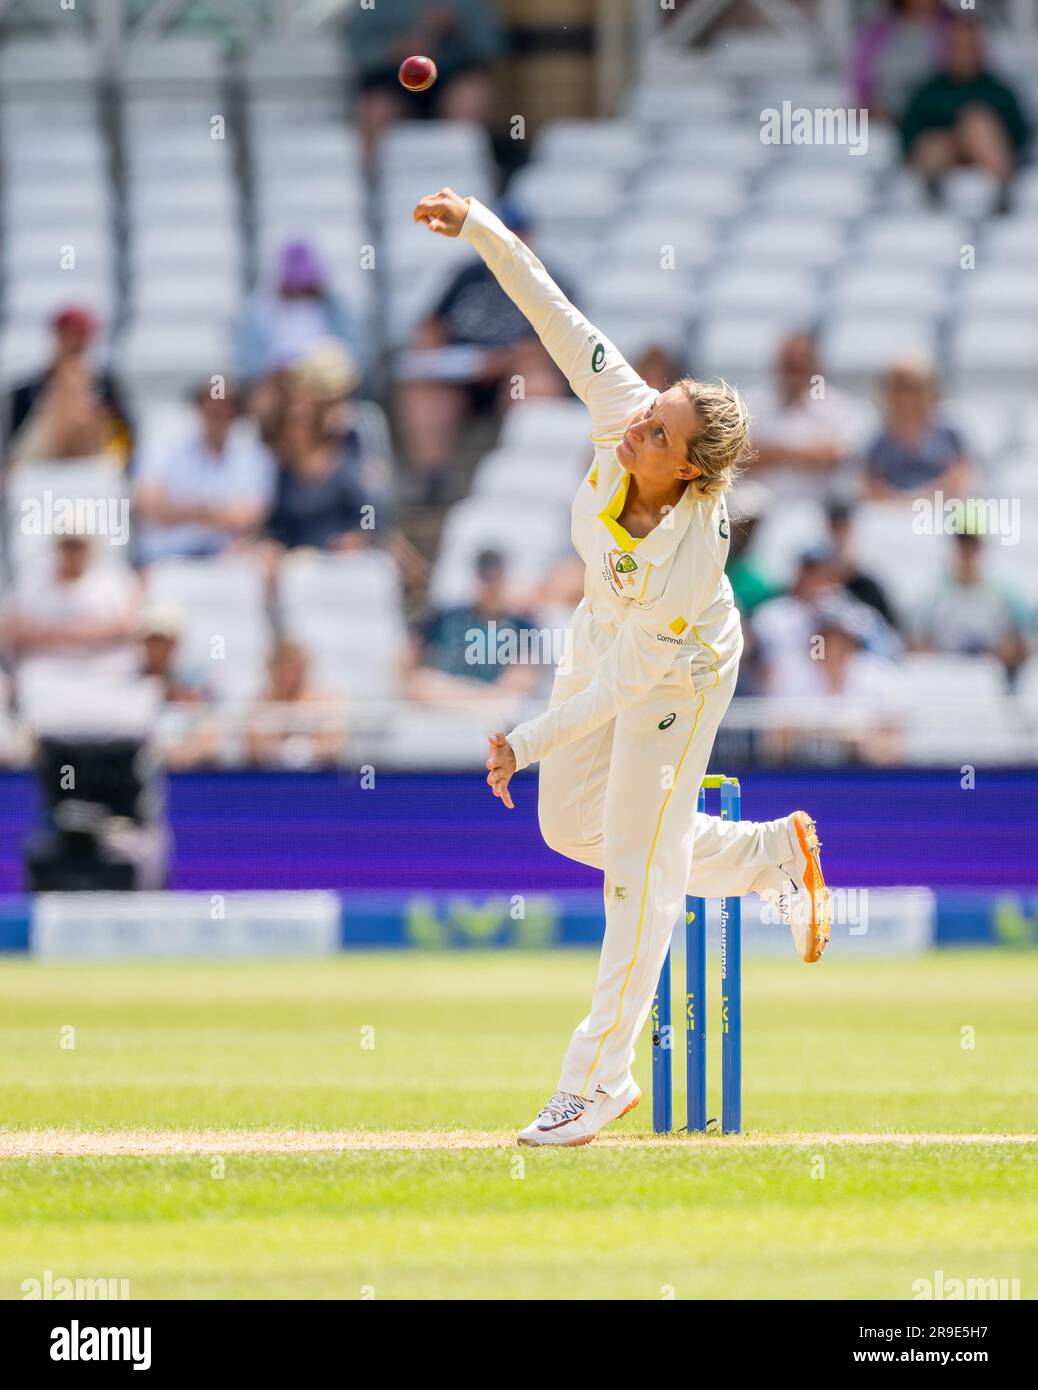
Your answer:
[651,775,742,1135]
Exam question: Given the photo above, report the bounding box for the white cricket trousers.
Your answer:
[537,635,793,1101]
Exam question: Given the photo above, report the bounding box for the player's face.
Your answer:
[617,387,701,482]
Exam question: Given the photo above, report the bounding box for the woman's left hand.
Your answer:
[486,733,516,810]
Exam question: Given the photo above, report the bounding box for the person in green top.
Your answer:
[901,16,1030,207]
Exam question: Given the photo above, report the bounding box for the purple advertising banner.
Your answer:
[0,767,1036,894]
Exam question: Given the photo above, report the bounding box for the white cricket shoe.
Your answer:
[771,810,831,963]
[517,1081,641,1147]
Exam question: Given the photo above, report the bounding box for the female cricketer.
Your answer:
[414,189,831,1146]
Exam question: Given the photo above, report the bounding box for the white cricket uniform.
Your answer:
[461,200,793,1100]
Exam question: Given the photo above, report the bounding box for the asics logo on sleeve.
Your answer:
[591,342,606,372]
[658,713,677,730]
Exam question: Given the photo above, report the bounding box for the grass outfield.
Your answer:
[0,950,1035,1299]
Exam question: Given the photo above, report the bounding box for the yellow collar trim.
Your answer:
[598,473,641,551]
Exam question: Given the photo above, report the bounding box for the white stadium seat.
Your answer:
[584,267,694,326]
[289,612,406,702]
[728,217,847,269]
[129,274,241,325]
[703,267,822,319]
[534,121,644,174]
[659,125,772,173]
[0,39,101,94]
[114,321,235,399]
[949,319,1038,389]
[470,447,586,508]
[900,653,1007,701]
[943,168,1002,218]
[633,168,748,219]
[858,214,969,270]
[240,37,348,98]
[941,397,1019,466]
[697,316,802,383]
[430,498,570,607]
[982,217,1038,265]
[378,121,494,176]
[253,127,362,177]
[821,316,938,382]
[754,168,875,219]
[600,217,718,274]
[828,265,948,317]
[2,179,111,231]
[710,33,816,79]
[278,551,402,619]
[116,39,224,97]
[498,400,592,454]
[957,268,1038,317]
[507,167,623,221]
[3,274,116,325]
[744,498,828,588]
[627,79,735,128]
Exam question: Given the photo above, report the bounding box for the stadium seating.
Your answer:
[1,21,1036,770]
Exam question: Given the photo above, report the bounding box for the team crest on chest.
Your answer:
[603,549,640,594]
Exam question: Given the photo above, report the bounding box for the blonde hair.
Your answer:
[676,377,751,500]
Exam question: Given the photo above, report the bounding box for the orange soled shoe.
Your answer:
[778,811,832,963]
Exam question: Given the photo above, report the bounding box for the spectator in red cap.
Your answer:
[236,240,359,385]
[3,306,132,468]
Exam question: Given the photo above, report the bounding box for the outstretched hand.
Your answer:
[413,187,470,237]
[486,732,516,810]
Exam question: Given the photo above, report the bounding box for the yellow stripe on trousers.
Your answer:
[580,690,707,1097]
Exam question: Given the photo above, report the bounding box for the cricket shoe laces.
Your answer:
[537,1090,589,1127]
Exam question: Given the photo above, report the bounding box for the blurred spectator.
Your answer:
[139,605,212,703]
[404,549,540,705]
[633,342,687,396]
[396,203,571,501]
[3,536,141,685]
[747,334,869,500]
[346,0,506,157]
[725,481,781,618]
[901,17,1030,206]
[864,356,972,500]
[289,340,396,510]
[244,639,346,768]
[4,307,132,469]
[139,606,221,768]
[850,0,952,120]
[752,547,842,695]
[134,381,276,565]
[826,500,900,631]
[773,595,906,764]
[917,530,1030,680]
[237,241,358,384]
[530,554,585,629]
[724,483,778,697]
[256,342,427,589]
[264,386,378,556]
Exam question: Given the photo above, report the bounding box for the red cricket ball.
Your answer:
[398,54,437,92]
